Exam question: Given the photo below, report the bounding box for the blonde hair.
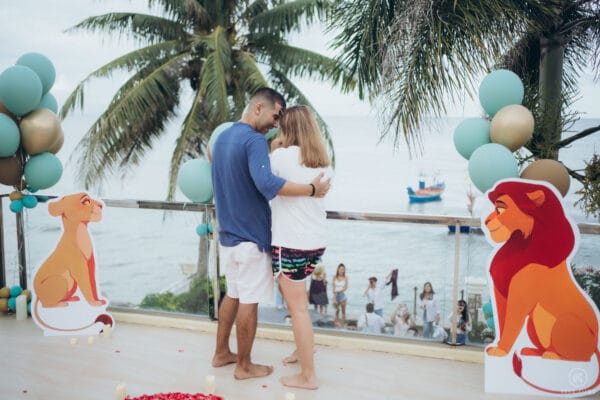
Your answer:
[278,105,331,168]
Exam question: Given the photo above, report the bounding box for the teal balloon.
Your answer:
[196,223,209,236]
[208,122,234,154]
[468,143,519,193]
[9,200,23,213]
[265,127,279,140]
[486,317,495,330]
[27,301,31,314]
[478,69,524,117]
[0,114,20,157]
[177,159,213,203]
[22,195,38,209]
[35,195,50,203]
[8,297,16,311]
[0,65,43,116]
[36,92,58,113]
[23,152,63,190]
[482,301,493,316]
[207,222,213,234]
[9,285,22,297]
[16,52,56,95]
[453,118,491,160]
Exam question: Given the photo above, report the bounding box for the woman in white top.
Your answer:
[270,105,333,390]
[391,304,416,337]
[419,281,440,339]
[332,263,348,323]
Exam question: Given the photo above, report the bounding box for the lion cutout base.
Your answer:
[482,179,600,397]
[31,192,113,336]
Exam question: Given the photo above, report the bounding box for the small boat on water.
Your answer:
[407,181,445,203]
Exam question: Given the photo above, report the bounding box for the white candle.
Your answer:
[115,383,127,400]
[16,294,27,320]
[69,338,78,346]
[285,392,296,400]
[103,324,113,338]
[205,374,216,394]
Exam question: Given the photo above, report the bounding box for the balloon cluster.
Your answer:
[453,70,570,195]
[0,52,64,212]
[0,285,32,315]
[482,300,495,331]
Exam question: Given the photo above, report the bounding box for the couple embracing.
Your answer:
[210,87,333,390]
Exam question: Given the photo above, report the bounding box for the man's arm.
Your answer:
[277,172,330,198]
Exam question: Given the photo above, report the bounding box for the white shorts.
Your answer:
[219,242,274,304]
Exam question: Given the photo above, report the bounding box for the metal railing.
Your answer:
[2,194,599,344]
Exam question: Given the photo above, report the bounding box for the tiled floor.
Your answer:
[0,313,596,400]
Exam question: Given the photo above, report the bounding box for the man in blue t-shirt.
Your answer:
[210,88,330,380]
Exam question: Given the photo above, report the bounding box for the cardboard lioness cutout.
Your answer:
[31,192,113,336]
[483,179,600,397]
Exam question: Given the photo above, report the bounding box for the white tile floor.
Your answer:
[0,313,596,400]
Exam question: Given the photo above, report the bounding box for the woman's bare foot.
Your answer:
[211,351,237,367]
[282,351,299,365]
[280,373,318,390]
[234,363,274,380]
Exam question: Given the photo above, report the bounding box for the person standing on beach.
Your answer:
[419,281,440,339]
[210,88,330,380]
[363,273,390,317]
[270,105,333,390]
[332,263,348,324]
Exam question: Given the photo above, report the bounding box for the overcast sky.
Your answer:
[1,0,599,119]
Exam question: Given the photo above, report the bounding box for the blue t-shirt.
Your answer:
[211,122,285,252]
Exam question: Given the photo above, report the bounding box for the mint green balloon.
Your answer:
[0,65,43,116]
[208,122,234,154]
[468,143,519,193]
[265,127,279,140]
[36,92,58,113]
[453,118,491,160]
[16,52,56,95]
[177,159,213,202]
[0,114,20,156]
[23,152,63,190]
[478,69,524,117]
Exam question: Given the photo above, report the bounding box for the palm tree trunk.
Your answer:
[537,35,565,160]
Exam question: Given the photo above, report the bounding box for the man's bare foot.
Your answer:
[234,363,274,380]
[280,373,318,390]
[212,351,237,367]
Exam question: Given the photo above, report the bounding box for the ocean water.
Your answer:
[1,115,599,323]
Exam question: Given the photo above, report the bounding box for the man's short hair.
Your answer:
[369,276,377,282]
[251,87,286,111]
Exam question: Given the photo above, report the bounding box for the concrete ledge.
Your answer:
[111,309,484,364]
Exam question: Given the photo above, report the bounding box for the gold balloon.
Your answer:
[19,108,63,155]
[520,159,571,197]
[9,190,23,201]
[490,104,534,152]
[0,298,8,312]
[47,128,64,154]
[0,287,10,298]
[21,289,31,301]
[0,155,23,186]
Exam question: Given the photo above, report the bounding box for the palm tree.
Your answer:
[61,0,346,199]
[330,0,600,216]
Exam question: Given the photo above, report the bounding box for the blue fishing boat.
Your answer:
[407,181,445,203]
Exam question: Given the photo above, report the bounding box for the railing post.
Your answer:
[449,221,461,345]
[0,196,5,288]
[16,210,27,289]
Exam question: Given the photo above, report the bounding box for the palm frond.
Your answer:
[74,54,188,188]
[255,41,345,85]
[232,50,269,93]
[66,13,189,43]
[60,40,187,119]
[146,0,212,27]
[167,88,211,200]
[249,0,332,35]
[269,69,335,166]
[198,26,232,121]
